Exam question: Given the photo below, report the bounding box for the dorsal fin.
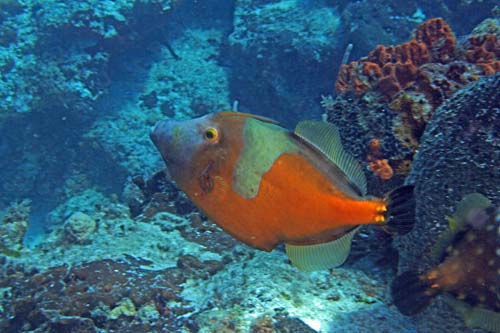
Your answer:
[453,193,491,227]
[217,111,281,125]
[294,120,367,195]
[430,193,491,260]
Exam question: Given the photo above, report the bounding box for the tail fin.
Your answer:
[391,270,439,315]
[383,185,415,235]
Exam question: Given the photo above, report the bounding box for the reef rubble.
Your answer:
[0,180,417,332]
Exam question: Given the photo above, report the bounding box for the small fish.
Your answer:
[150,111,415,271]
[391,193,500,332]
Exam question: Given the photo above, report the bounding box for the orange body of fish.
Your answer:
[151,111,414,270]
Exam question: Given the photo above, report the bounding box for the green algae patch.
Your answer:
[0,243,21,258]
[109,298,136,319]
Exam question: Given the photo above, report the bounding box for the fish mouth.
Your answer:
[149,124,157,145]
[150,115,211,178]
[150,118,198,169]
[150,119,175,162]
[149,121,162,148]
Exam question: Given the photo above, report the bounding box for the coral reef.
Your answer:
[0,0,233,210]
[324,28,499,333]
[0,257,218,332]
[395,73,500,332]
[86,27,232,176]
[328,18,500,187]
[466,34,500,74]
[139,28,231,120]
[63,212,97,244]
[335,18,488,101]
[121,171,196,219]
[0,0,175,208]
[366,139,394,180]
[0,185,417,332]
[1,1,500,332]
[0,199,30,256]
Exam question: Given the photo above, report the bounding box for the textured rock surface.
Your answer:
[63,212,96,244]
[326,18,500,192]
[0,200,30,254]
[228,0,342,126]
[395,73,500,332]
[0,0,232,208]
[0,180,416,332]
[325,92,411,196]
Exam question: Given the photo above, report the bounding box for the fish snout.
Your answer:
[149,124,158,145]
[150,120,168,148]
[150,115,214,181]
[150,118,199,170]
[151,119,182,152]
[150,119,178,163]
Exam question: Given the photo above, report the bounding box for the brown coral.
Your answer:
[334,18,500,156]
[415,17,456,62]
[336,18,455,98]
[465,34,500,75]
[368,159,394,181]
[366,138,394,181]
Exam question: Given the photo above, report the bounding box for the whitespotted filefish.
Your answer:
[392,193,500,332]
[150,111,415,271]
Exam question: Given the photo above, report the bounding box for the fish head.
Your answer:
[150,112,249,192]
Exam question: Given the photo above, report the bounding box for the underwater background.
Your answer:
[0,0,499,332]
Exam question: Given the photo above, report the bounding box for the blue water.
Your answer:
[1,1,499,332]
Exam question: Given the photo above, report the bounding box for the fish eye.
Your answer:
[204,127,219,142]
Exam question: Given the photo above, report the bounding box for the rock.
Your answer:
[395,73,500,332]
[136,303,160,323]
[0,258,194,332]
[0,199,30,255]
[121,171,198,220]
[63,212,97,244]
[228,0,342,126]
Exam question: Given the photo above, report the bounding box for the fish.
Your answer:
[150,111,415,271]
[391,193,500,332]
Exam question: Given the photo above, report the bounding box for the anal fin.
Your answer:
[285,227,360,271]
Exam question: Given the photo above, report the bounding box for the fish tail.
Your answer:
[383,185,415,235]
[391,270,440,315]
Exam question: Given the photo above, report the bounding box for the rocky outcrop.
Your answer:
[395,73,500,332]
